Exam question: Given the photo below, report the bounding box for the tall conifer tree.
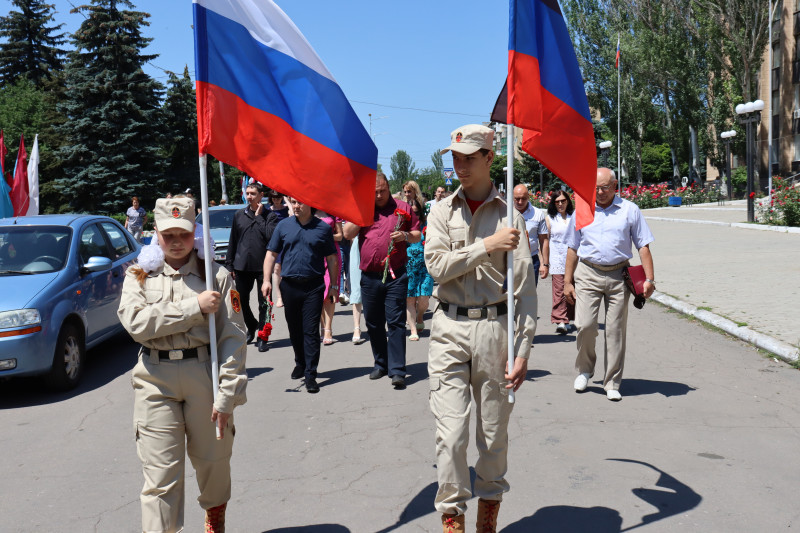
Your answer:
[56,0,164,213]
[0,0,66,86]
[162,66,198,196]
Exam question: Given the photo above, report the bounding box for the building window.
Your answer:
[795,135,800,161]
[774,44,782,67]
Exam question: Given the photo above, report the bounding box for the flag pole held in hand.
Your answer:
[199,154,222,440]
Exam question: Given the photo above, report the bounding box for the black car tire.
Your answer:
[43,324,85,391]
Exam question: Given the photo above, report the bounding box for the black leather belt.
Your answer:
[440,301,508,319]
[142,346,203,360]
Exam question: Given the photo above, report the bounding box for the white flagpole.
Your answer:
[506,124,515,404]
[617,33,622,196]
[199,154,222,439]
[26,134,39,216]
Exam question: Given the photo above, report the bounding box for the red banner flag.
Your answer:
[492,0,597,229]
[10,135,29,216]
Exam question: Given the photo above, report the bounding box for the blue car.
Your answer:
[0,215,140,390]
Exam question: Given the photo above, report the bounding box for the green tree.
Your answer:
[640,142,673,182]
[0,0,66,87]
[161,66,198,196]
[55,0,165,214]
[389,149,417,191]
[0,77,66,211]
[415,151,446,196]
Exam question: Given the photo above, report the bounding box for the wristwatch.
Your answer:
[543,263,550,267]
[331,284,339,290]
[645,279,656,288]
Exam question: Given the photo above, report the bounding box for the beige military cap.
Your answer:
[440,124,495,155]
[153,197,195,233]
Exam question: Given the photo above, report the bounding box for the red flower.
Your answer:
[394,208,410,220]
[749,192,756,199]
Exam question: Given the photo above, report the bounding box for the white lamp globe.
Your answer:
[735,104,746,115]
[753,100,765,111]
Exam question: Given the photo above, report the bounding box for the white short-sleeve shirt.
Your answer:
[566,196,654,265]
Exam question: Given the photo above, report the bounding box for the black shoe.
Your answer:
[306,379,319,393]
[369,368,388,380]
[257,339,269,352]
[246,329,256,344]
[291,366,304,380]
[391,375,406,389]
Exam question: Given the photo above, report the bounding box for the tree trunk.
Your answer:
[663,88,681,187]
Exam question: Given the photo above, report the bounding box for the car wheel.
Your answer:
[44,324,85,391]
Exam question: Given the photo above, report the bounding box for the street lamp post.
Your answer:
[368,113,388,138]
[735,100,764,222]
[720,130,737,201]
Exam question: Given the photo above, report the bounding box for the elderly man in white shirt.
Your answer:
[513,184,549,285]
[564,168,655,401]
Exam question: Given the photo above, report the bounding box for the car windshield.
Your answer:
[199,209,237,230]
[0,226,72,275]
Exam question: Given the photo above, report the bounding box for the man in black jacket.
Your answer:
[226,182,279,350]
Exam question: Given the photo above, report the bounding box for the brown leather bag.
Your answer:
[622,265,647,309]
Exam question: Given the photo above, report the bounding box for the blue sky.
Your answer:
[0,0,510,180]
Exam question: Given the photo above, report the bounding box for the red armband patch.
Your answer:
[230,290,241,313]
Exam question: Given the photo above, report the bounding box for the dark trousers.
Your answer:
[234,270,267,333]
[280,278,325,381]
[532,254,540,287]
[361,271,407,377]
[340,240,351,294]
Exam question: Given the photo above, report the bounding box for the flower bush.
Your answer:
[756,177,800,227]
[527,183,720,211]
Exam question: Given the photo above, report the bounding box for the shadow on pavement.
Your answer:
[526,369,552,381]
[0,330,138,409]
[374,468,477,532]
[404,361,428,386]
[263,525,350,533]
[504,459,701,532]
[534,333,576,345]
[246,366,273,380]
[504,505,622,532]
[620,379,696,398]
[317,366,373,388]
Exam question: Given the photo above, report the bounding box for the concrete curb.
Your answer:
[650,292,800,363]
[644,216,800,233]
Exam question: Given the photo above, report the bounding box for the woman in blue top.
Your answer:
[402,181,434,341]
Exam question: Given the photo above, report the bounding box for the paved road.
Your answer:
[2,283,799,532]
[641,203,800,349]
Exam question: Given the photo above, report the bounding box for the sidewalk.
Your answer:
[641,200,800,360]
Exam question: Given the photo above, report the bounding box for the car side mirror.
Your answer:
[82,256,112,274]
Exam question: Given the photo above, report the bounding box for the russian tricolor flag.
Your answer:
[193,0,377,226]
[493,0,597,229]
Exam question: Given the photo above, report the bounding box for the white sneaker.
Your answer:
[574,373,590,392]
[606,389,622,401]
[556,323,567,334]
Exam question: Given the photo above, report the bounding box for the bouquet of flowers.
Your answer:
[382,208,410,283]
[256,299,275,352]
